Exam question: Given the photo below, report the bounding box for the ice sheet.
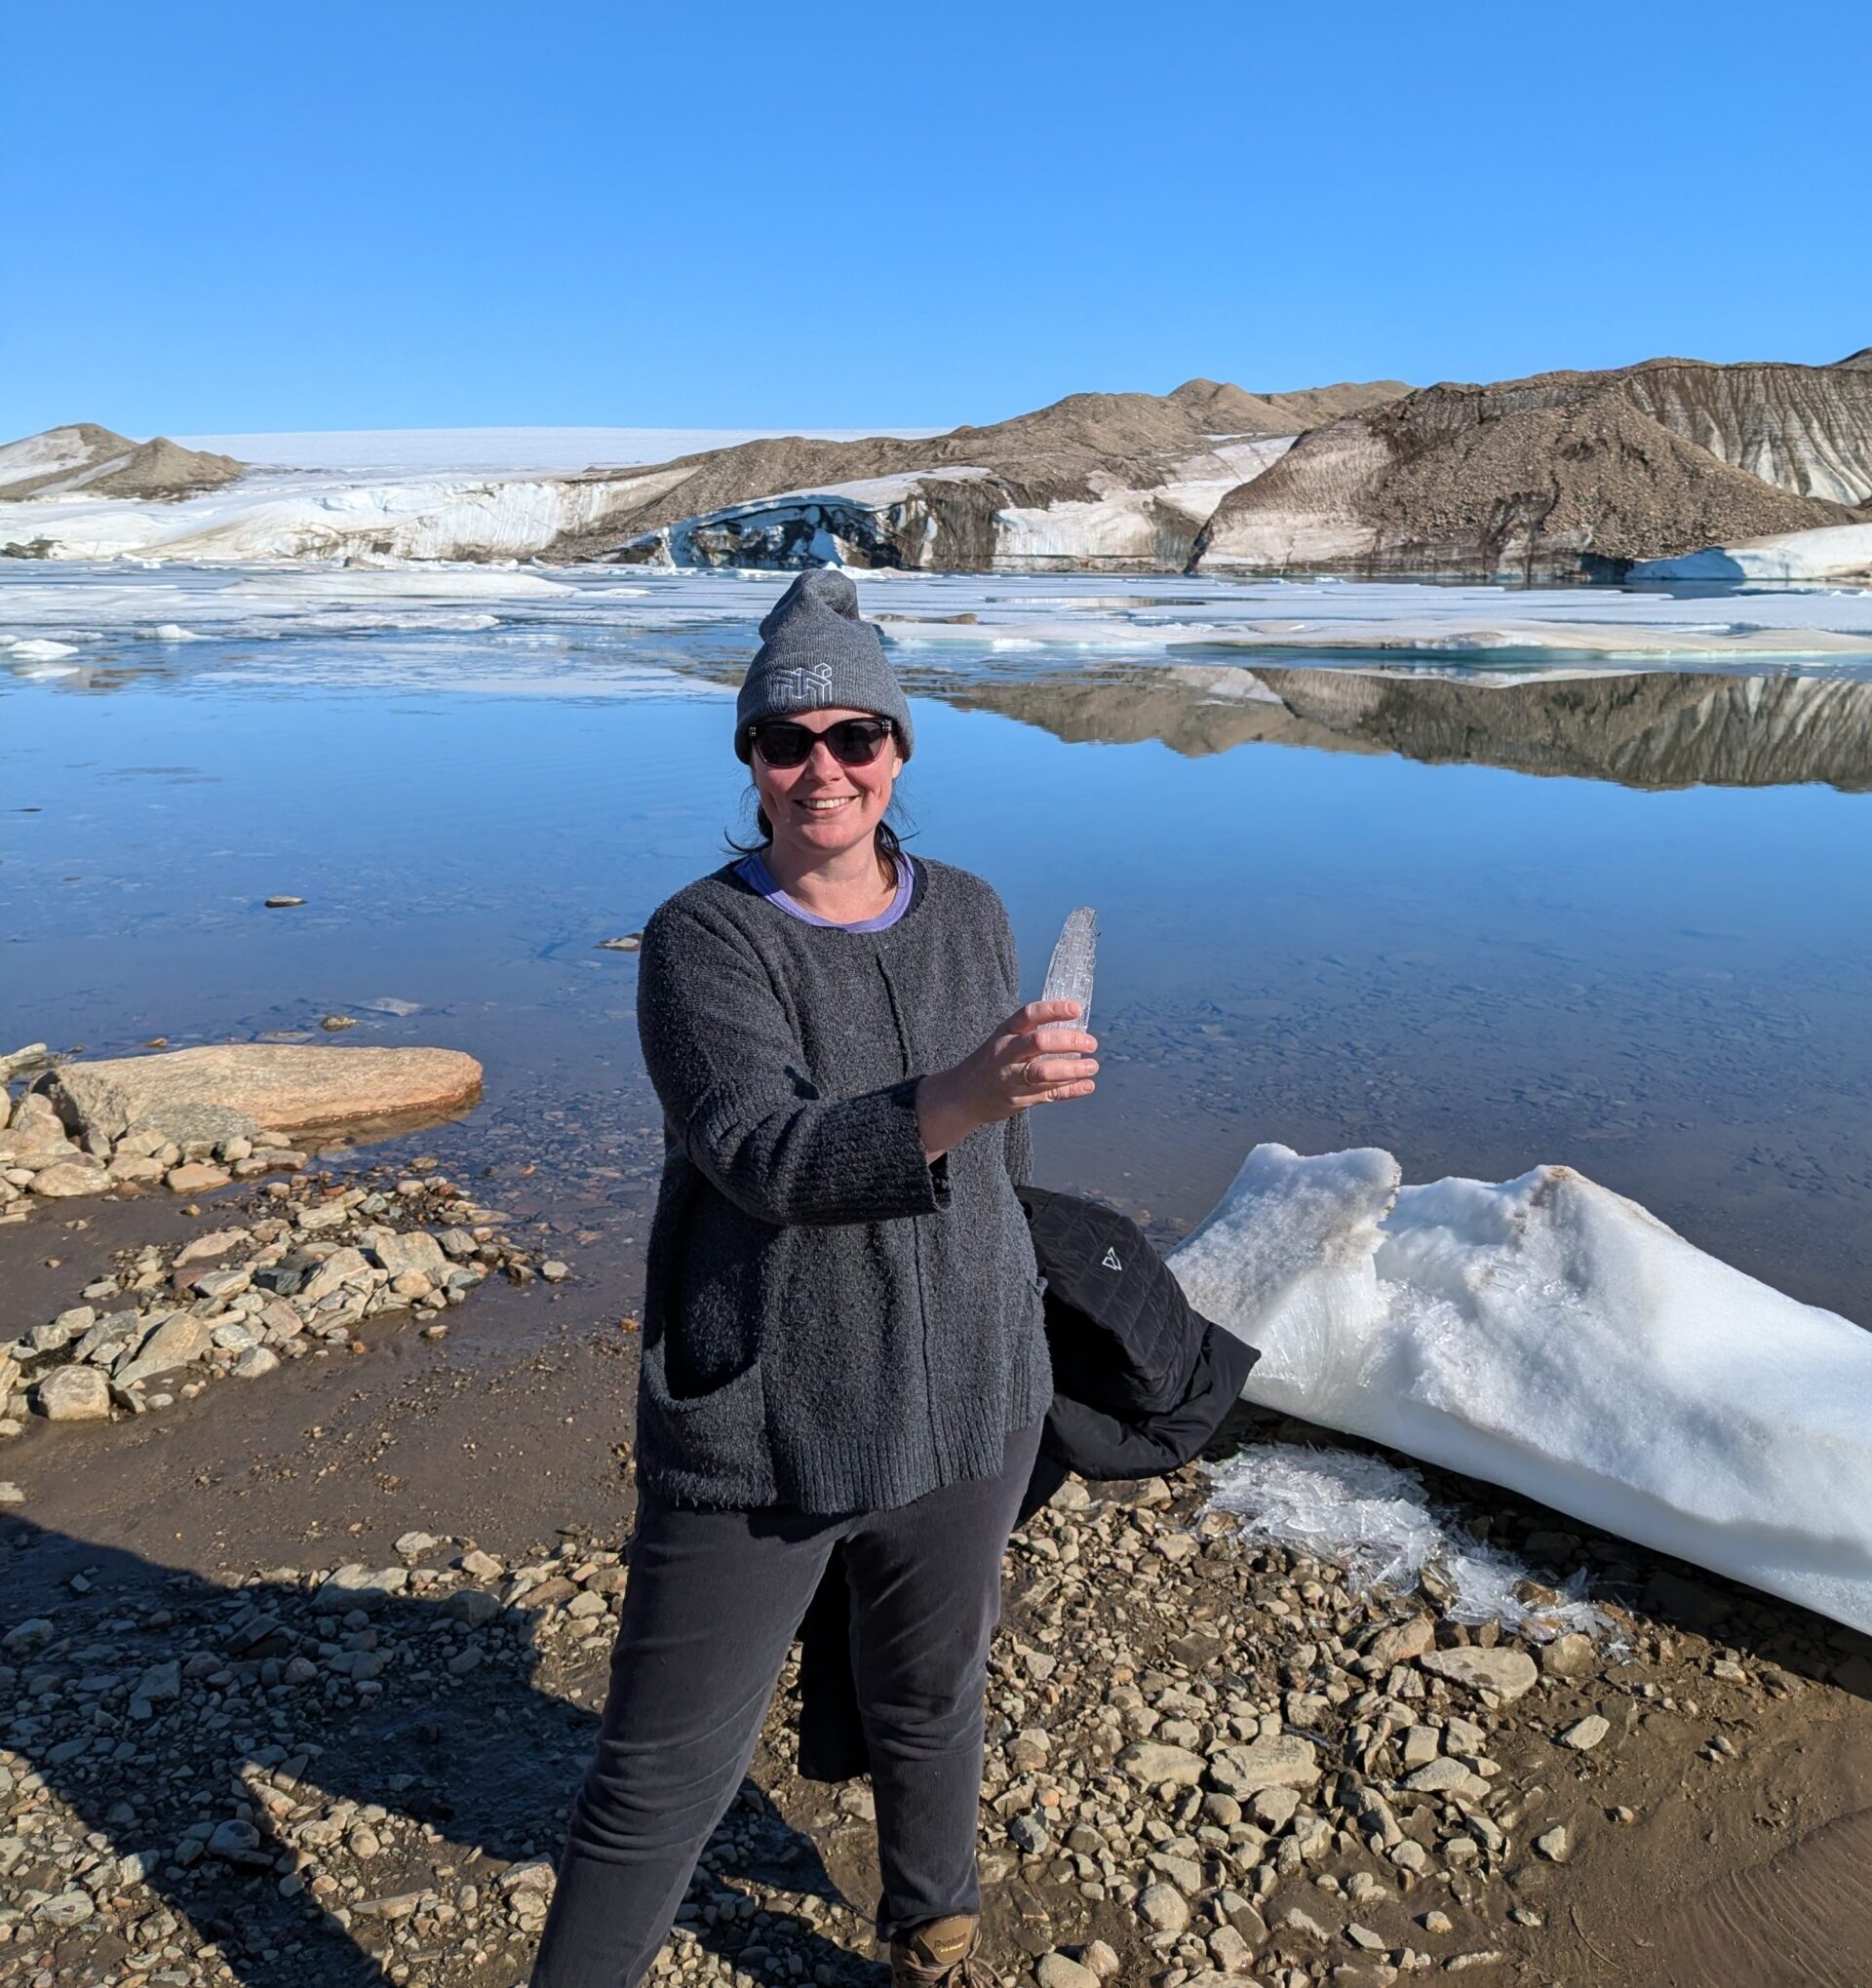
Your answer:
[1172,1143,1872,1633]
[171,425,941,477]
[0,473,661,564]
[0,565,788,696]
[8,565,1872,681]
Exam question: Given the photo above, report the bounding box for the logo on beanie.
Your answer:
[773,659,835,703]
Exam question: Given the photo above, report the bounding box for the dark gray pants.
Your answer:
[529,1418,1041,1988]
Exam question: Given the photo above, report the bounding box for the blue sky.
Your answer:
[4,1,1867,438]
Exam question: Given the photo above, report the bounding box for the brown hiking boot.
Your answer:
[889,1912,995,1986]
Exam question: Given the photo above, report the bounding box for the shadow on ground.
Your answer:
[0,1517,883,1986]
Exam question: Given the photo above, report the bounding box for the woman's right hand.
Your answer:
[916,1000,1098,1160]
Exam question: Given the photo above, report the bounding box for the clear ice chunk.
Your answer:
[1040,907,1097,1047]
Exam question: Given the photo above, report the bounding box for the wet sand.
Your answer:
[1,1186,645,1583]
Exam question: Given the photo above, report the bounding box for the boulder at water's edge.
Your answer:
[49,1044,483,1143]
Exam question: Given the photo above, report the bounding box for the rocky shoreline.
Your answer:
[2,1050,1869,1986]
[3,1444,1868,1987]
[0,1053,311,1217]
[0,1155,563,1465]
[0,1042,532,1468]
[0,1042,485,1222]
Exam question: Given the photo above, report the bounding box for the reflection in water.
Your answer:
[934,662,1872,791]
[7,618,1872,1330]
[5,657,190,695]
[1259,668,1872,791]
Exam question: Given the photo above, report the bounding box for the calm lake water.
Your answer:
[6,567,1872,1326]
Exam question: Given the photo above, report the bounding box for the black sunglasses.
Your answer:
[749,717,896,769]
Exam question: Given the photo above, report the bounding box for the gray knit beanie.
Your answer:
[734,568,915,762]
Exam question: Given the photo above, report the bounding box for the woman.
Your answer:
[531,568,1098,1988]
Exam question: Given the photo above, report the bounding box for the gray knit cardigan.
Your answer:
[633,857,1050,1513]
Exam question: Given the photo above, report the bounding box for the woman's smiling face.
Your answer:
[752,707,904,865]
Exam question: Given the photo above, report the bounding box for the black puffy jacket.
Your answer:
[1019,1186,1260,1481]
[795,1187,1259,1781]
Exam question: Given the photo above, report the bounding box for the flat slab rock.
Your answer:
[1117,1741,1208,1788]
[1206,1734,1320,1798]
[114,1314,216,1389]
[1419,1645,1540,1701]
[49,1044,483,1142]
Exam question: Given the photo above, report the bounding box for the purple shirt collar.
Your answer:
[736,850,915,931]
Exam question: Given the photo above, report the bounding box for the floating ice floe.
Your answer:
[7,565,1872,682]
[1170,1144,1872,1634]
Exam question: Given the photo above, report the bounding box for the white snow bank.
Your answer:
[0,473,651,565]
[1632,523,1872,584]
[992,440,1295,566]
[1205,1444,1603,1635]
[770,467,994,507]
[1171,1144,1872,1634]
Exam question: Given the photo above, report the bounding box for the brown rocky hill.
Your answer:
[87,436,246,499]
[544,378,1408,569]
[1166,376,1411,434]
[1193,359,1872,579]
[0,423,245,501]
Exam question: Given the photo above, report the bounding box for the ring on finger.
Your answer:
[1022,1056,1040,1085]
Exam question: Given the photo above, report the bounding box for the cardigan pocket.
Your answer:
[641,1338,769,1492]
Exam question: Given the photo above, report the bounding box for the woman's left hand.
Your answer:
[916,1000,1098,1159]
